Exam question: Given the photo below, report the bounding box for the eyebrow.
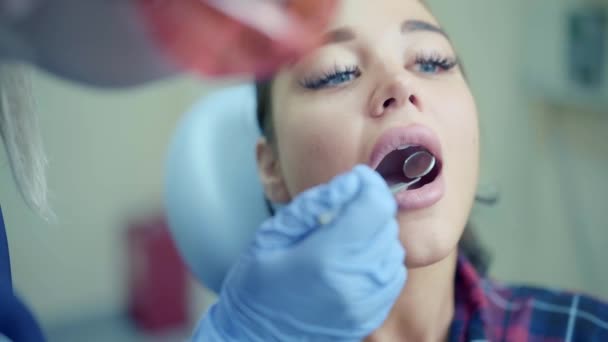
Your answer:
[323,19,447,45]
[401,19,447,38]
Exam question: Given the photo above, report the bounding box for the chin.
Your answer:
[396,213,463,269]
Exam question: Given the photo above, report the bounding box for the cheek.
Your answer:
[275,107,361,197]
[437,87,479,239]
[398,85,479,266]
[436,85,480,183]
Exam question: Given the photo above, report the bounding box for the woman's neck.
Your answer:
[365,250,458,342]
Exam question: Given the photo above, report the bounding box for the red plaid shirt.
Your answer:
[450,254,608,341]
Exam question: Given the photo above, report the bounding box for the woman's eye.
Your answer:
[414,55,457,75]
[301,66,361,90]
[417,62,441,73]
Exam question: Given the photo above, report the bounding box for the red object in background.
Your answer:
[136,0,338,78]
[127,214,189,332]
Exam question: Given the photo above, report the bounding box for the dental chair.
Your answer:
[165,84,269,293]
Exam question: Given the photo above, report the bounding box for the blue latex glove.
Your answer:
[193,165,406,341]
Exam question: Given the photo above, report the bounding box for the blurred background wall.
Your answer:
[0,0,606,340]
[0,72,217,338]
[428,0,608,298]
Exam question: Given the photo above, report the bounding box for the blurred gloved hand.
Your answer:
[138,0,339,78]
[193,165,406,341]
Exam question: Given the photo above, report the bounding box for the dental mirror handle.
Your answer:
[390,178,421,194]
[318,174,418,226]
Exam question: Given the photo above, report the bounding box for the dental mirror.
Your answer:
[390,151,436,194]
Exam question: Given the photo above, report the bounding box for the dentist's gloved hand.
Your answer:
[194,165,406,341]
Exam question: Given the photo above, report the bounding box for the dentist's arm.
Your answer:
[194,165,406,341]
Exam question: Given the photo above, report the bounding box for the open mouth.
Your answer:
[375,145,442,191]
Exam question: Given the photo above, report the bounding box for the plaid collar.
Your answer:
[449,253,608,342]
[449,253,489,341]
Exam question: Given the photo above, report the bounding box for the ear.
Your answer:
[256,137,290,203]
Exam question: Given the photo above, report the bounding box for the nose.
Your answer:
[369,73,421,118]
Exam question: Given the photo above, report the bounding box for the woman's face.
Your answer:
[258,0,479,267]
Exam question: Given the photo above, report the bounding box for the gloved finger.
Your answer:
[252,165,363,250]
[360,264,406,329]
[327,219,403,290]
[328,262,405,336]
[373,238,406,286]
[316,165,397,244]
[368,236,406,288]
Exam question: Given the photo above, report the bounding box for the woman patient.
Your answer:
[196,0,608,340]
[253,0,608,341]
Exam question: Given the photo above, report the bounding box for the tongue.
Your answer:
[376,150,407,177]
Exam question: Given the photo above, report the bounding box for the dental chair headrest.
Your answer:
[165,84,269,293]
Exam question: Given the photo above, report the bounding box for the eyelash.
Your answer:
[300,65,361,90]
[414,53,458,74]
[300,52,458,90]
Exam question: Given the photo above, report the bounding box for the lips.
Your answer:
[369,124,445,210]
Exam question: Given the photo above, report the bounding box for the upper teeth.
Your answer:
[397,144,415,150]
